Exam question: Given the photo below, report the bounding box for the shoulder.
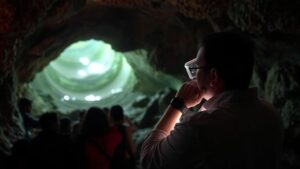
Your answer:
[178,109,240,137]
[111,127,123,141]
[109,126,123,137]
[173,109,240,144]
[182,108,234,126]
[92,127,122,146]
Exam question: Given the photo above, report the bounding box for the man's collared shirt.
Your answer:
[140,88,284,169]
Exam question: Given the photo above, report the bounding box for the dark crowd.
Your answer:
[3,97,137,169]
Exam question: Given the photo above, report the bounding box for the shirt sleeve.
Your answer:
[140,114,203,169]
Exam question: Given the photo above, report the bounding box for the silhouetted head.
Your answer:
[78,110,86,122]
[60,118,72,135]
[103,107,110,115]
[110,105,124,123]
[201,31,254,90]
[39,112,59,132]
[80,107,109,138]
[18,97,32,114]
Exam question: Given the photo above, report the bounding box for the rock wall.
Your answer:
[0,1,299,165]
[0,0,86,155]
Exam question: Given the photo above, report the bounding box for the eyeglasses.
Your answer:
[184,58,210,80]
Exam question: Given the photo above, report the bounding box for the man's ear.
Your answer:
[209,68,218,87]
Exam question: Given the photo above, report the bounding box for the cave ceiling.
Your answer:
[1,0,300,84]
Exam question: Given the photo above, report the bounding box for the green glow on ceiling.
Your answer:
[32,39,137,112]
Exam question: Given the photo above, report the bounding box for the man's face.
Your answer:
[195,47,210,93]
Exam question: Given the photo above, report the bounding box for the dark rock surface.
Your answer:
[0,1,299,167]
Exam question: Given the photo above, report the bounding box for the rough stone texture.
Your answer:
[228,0,300,33]
[14,2,204,83]
[265,62,300,126]
[251,38,300,167]
[0,0,86,155]
[0,68,24,155]
[0,1,300,166]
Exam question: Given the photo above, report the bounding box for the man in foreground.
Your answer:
[140,32,284,169]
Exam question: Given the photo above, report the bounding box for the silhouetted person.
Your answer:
[103,107,110,116]
[110,105,137,169]
[60,118,72,136]
[29,112,75,169]
[79,107,122,169]
[18,97,39,140]
[283,121,300,168]
[6,139,30,169]
[72,110,86,139]
[141,32,284,169]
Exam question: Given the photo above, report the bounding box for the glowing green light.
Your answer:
[79,57,90,65]
[32,39,137,111]
[31,40,182,114]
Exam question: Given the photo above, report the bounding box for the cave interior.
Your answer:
[0,0,300,168]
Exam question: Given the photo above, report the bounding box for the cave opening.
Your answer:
[27,39,182,115]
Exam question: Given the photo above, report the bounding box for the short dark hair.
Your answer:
[110,105,124,122]
[202,31,255,90]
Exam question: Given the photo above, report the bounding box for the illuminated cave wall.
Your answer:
[24,40,181,114]
[30,40,138,113]
[0,1,300,167]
